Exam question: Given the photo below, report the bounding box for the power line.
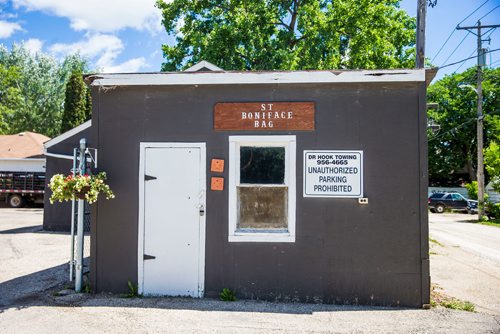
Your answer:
[440,32,471,67]
[431,0,490,63]
[429,118,476,141]
[479,3,500,20]
[440,47,500,69]
[459,0,490,25]
[452,27,498,72]
[432,32,457,63]
[483,27,497,41]
[429,110,500,142]
[453,48,476,73]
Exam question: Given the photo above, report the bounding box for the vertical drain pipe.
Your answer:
[75,139,87,292]
[69,148,77,281]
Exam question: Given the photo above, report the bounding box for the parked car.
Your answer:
[428,192,476,214]
[466,199,478,214]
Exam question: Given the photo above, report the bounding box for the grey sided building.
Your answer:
[86,67,436,308]
[43,121,92,231]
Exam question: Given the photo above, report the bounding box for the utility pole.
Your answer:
[457,21,500,220]
[416,0,427,68]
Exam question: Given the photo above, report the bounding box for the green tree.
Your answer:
[485,142,500,192]
[427,67,500,185]
[0,45,89,137]
[0,64,23,134]
[484,114,500,192]
[84,86,92,121]
[156,0,416,71]
[61,71,88,133]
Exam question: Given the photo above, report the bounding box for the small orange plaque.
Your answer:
[211,177,224,191]
[211,159,225,173]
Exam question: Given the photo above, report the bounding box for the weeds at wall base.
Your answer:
[431,284,475,312]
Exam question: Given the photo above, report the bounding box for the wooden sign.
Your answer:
[214,102,315,131]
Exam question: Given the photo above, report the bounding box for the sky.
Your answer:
[0,0,498,82]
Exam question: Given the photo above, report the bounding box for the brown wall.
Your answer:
[91,82,429,307]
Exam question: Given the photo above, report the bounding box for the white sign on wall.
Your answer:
[303,150,363,198]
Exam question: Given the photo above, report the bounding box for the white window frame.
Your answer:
[228,135,296,242]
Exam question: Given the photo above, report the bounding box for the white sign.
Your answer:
[303,150,363,198]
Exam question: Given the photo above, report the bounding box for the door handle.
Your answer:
[199,205,205,216]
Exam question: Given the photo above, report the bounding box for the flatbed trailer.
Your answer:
[0,171,45,207]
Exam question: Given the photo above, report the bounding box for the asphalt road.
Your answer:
[430,213,500,262]
[429,213,500,316]
[0,209,499,333]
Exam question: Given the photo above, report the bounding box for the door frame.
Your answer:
[138,142,206,296]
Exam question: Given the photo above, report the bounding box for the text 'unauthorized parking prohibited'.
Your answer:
[303,150,363,198]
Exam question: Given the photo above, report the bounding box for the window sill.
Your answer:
[228,233,295,243]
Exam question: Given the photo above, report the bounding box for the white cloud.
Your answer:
[104,57,146,73]
[23,38,44,54]
[0,20,22,38]
[12,0,163,34]
[49,33,147,72]
[50,34,123,63]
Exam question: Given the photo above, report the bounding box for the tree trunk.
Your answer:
[466,153,476,181]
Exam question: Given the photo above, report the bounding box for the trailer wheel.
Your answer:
[8,194,25,208]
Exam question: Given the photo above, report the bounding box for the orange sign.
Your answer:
[211,177,224,191]
[214,102,315,131]
[211,159,225,173]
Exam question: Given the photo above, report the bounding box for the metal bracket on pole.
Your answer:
[75,139,87,293]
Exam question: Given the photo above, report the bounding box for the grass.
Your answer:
[440,299,476,312]
[121,280,141,298]
[431,284,475,312]
[429,238,444,247]
[478,219,500,228]
[219,288,237,302]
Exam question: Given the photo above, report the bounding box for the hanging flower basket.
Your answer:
[49,172,115,204]
[74,186,91,199]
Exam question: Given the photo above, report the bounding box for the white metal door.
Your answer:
[141,144,205,297]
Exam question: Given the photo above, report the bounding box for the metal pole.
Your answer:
[477,21,485,220]
[75,139,87,292]
[69,148,77,281]
[416,0,427,68]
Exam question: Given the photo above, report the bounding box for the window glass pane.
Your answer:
[237,186,288,229]
[240,146,285,184]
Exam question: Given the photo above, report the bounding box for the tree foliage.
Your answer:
[427,67,500,186]
[0,63,23,134]
[61,71,91,133]
[485,115,500,192]
[0,45,89,137]
[485,142,500,192]
[156,0,416,71]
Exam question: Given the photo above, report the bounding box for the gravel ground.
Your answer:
[1,209,499,333]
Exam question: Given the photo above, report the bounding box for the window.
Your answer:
[228,136,296,242]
